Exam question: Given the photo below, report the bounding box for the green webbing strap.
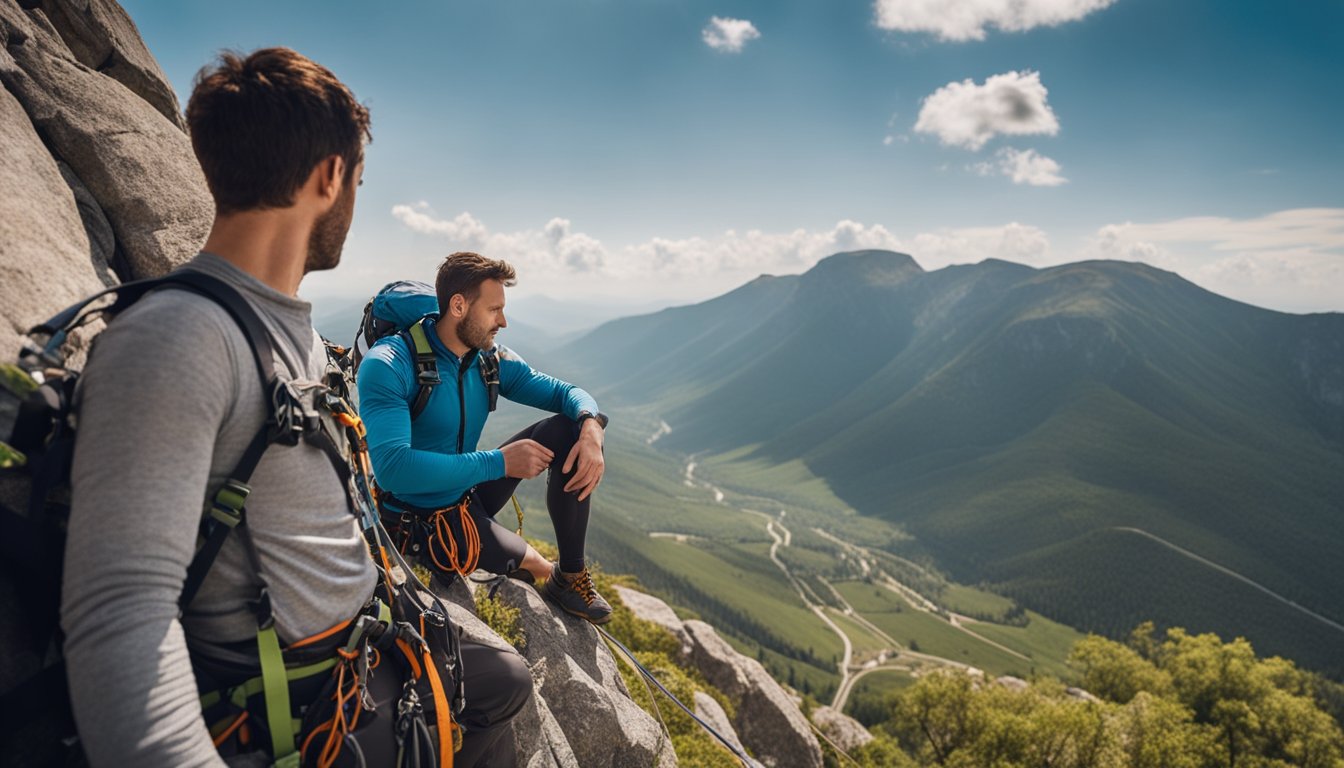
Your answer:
[405,321,440,421]
[198,657,337,710]
[257,624,296,762]
[407,321,433,356]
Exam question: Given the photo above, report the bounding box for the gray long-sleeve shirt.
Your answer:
[61,253,376,767]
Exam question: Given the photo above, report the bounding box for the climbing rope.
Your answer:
[806,716,863,767]
[595,626,764,768]
[598,632,675,764]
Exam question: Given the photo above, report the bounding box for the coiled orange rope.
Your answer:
[429,498,481,577]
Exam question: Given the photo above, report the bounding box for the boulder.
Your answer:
[810,705,873,753]
[613,583,692,653]
[0,1,210,282]
[693,690,748,758]
[996,675,1029,693]
[494,579,676,768]
[1066,686,1100,703]
[34,0,185,129]
[682,620,822,768]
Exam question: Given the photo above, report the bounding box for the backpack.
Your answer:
[0,272,466,767]
[348,280,499,419]
[0,271,320,764]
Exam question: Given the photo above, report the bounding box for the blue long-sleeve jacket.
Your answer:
[357,316,599,508]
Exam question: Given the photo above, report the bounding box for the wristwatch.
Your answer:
[577,410,609,429]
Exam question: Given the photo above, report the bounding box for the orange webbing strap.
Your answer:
[286,617,354,652]
[429,499,480,577]
[423,648,456,767]
[396,637,424,678]
[395,636,458,767]
[212,711,249,748]
[377,543,399,595]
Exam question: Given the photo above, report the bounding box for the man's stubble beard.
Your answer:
[304,180,356,274]
[457,312,496,351]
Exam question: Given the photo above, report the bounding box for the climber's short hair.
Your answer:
[436,251,518,316]
[186,47,371,215]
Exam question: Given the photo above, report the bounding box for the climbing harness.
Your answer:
[376,490,483,580]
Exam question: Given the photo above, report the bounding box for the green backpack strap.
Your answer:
[401,320,440,421]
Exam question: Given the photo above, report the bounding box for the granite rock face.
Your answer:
[618,586,830,768]
[0,0,210,315]
[0,68,106,360]
[492,578,677,768]
[683,620,824,768]
[34,0,185,128]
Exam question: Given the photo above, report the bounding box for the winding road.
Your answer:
[672,440,1033,711]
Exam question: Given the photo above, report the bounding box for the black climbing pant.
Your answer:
[469,414,594,574]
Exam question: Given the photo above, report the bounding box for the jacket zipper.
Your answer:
[456,352,476,454]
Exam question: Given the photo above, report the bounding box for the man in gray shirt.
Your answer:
[61,48,530,767]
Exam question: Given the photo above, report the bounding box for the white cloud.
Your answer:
[391,203,489,243]
[702,17,761,53]
[994,147,1068,186]
[626,220,905,278]
[1086,208,1344,312]
[619,220,1058,282]
[915,71,1059,150]
[908,223,1054,268]
[359,205,1344,315]
[874,0,1117,42]
[390,205,607,275]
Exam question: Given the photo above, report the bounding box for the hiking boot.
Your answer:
[543,565,612,624]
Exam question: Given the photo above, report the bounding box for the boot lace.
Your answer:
[568,569,598,605]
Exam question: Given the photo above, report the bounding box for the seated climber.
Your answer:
[61,48,530,767]
[357,252,614,624]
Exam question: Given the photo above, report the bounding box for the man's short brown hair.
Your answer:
[436,252,517,315]
[186,47,371,215]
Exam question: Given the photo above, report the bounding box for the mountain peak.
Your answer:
[804,250,924,286]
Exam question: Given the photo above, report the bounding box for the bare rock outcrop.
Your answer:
[618,586,827,768]
[492,579,677,768]
[0,70,106,361]
[33,0,184,128]
[613,583,692,653]
[0,0,210,297]
[683,619,824,768]
[693,690,749,758]
[810,705,874,753]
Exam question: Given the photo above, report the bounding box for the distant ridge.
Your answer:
[559,251,1344,675]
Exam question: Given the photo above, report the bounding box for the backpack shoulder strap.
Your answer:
[400,319,440,421]
[480,347,500,413]
[155,272,289,611]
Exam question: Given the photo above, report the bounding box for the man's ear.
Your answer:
[316,155,346,205]
[450,294,467,318]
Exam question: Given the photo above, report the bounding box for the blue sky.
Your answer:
[125,0,1343,314]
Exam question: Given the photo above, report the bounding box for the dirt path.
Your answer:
[682,457,1019,711]
[683,461,854,705]
[814,527,1032,663]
